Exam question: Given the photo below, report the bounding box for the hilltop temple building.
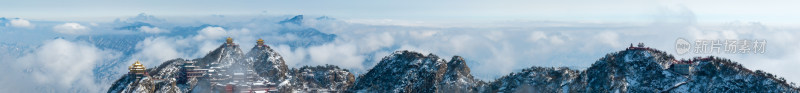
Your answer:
[227,37,235,44]
[128,60,147,79]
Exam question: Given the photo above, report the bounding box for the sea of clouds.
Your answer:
[1,6,799,92]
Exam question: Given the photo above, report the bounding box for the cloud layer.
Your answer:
[7,19,32,28]
[139,26,167,34]
[112,13,800,83]
[53,23,90,34]
[2,5,800,92]
[1,39,117,93]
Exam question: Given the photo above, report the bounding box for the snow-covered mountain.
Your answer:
[276,15,337,48]
[486,47,799,92]
[349,51,489,92]
[108,42,355,93]
[279,15,304,25]
[440,56,486,92]
[350,47,799,92]
[108,44,799,92]
[350,50,451,92]
[245,44,290,82]
[283,65,355,92]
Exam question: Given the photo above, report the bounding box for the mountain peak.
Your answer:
[352,50,449,92]
[245,43,290,82]
[279,15,303,25]
[109,45,799,92]
[197,43,245,67]
[488,47,799,92]
[445,56,470,78]
[316,16,336,20]
[109,39,356,92]
[352,50,486,92]
[579,47,798,92]
[440,56,483,92]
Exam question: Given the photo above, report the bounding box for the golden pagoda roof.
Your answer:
[131,60,145,69]
[257,38,264,45]
[226,37,234,44]
[133,60,142,66]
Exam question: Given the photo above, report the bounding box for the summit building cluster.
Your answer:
[122,37,284,93]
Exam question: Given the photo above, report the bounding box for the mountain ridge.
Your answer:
[108,43,800,92]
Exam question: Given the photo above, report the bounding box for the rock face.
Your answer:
[109,45,800,92]
[282,65,356,92]
[582,48,684,92]
[439,56,485,92]
[486,48,799,92]
[196,43,245,67]
[246,45,290,82]
[679,57,797,92]
[107,59,191,93]
[350,50,449,92]
[487,66,584,93]
[350,50,487,92]
[108,43,356,93]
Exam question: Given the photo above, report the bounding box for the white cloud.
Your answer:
[331,22,701,80]
[344,19,443,27]
[595,31,621,47]
[89,22,99,26]
[272,42,367,70]
[3,39,117,93]
[2,3,799,92]
[408,31,438,39]
[194,27,227,41]
[528,31,547,41]
[132,37,184,65]
[397,45,433,55]
[720,31,739,39]
[53,23,89,34]
[7,19,32,28]
[106,14,800,84]
[139,26,167,34]
[308,43,365,69]
[484,31,504,41]
[360,32,394,52]
[128,27,254,65]
[273,44,308,68]
[13,11,800,87]
[128,26,240,66]
[527,31,567,45]
[548,35,566,45]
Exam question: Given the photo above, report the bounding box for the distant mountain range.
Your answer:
[108,42,799,92]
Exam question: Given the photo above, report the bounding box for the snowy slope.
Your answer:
[440,56,486,92]
[109,43,356,93]
[282,65,356,92]
[246,45,290,82]
[109,45,800,92]
[488,48,799,92]
[350,50,484,92]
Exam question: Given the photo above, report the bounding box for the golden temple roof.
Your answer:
[130,60,146,71]
[133,60,144,67]
[226,37,234,44]
[257,38,264,45]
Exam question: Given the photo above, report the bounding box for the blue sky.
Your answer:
[2,0,800,92]
[4,0,800,25]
